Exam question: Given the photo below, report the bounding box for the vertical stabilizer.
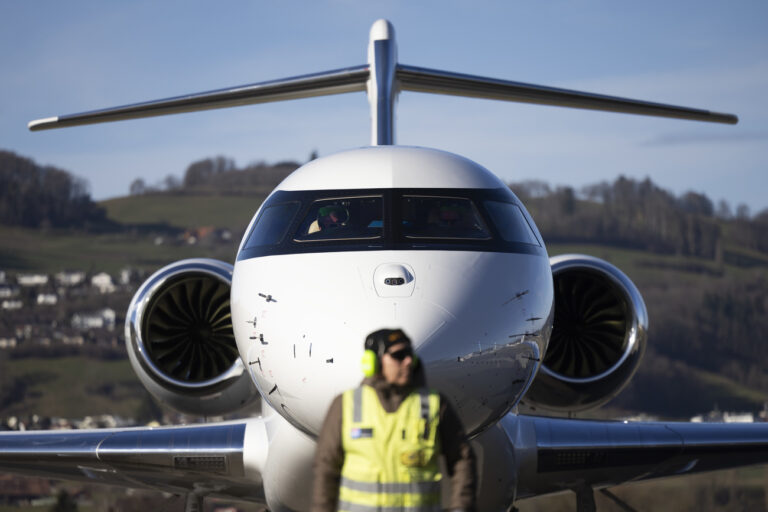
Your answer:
[367,19,398,145]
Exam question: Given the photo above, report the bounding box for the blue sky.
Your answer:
[2,1,766,214]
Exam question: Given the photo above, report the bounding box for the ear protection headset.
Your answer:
[361,329,419,377]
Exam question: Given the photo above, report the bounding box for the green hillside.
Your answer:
[101,192,268,232]
[1,182,767,421]
[0,356,144,420]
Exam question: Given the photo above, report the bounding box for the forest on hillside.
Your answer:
[512,178,768,260]
[0,151,108,229]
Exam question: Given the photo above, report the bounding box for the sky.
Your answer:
[1,1,766,214]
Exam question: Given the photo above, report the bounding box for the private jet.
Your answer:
[3,19,764,512]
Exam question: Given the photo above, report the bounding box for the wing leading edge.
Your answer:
[0,419,267,504]
[501,414,768,501]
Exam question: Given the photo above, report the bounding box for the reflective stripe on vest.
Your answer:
[338,501,442,512]
[340,385,441,512]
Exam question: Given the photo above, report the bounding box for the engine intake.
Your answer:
[126,258,258,416]
[524,254,647,413]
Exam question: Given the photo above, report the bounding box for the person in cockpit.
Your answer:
[308,205,349,234]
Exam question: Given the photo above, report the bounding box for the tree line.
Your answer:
[3,147,767,263]
[512,177,768,260]
[0,151,107,229]
[128,154,308,196]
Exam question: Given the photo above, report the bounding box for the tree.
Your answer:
[129,178,146,195]
[715,199,732,219]
[736,203,751,220]
[50,489,78,512]
[162,174,180,192]
[183,156,235,188]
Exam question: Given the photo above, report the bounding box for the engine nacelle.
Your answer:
[523,254,647,413]
[125,258,259,416]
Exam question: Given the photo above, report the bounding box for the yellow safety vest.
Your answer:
[339,385,442,512]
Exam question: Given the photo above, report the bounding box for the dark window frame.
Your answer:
[237,187,545,261]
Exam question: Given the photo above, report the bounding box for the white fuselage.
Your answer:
[231,146,554,436]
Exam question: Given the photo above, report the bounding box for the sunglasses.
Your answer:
[386,347,413,361]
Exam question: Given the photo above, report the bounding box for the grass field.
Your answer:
[101,192,269,232]
[0,225,239,274]
[0,356,145,420]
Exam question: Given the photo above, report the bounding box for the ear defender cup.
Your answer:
[361,349,378,377]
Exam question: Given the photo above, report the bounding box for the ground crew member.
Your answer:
[312,328,476,512]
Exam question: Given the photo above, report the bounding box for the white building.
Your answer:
[0,338,17,349]
[1,300,22,310]
[120,268,130,285]
[0,287,19,299]
[55,271,86,287]
[17,274,48,287]
[72,308,116,330]
[36,293,58,306]
[91,272,116,294]
[691,411,755,423]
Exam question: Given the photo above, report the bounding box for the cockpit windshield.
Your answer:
[238,187,544,260]
[294,196,383,242]
[401,196,491,240]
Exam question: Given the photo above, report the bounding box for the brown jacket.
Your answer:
[311,375,476,512]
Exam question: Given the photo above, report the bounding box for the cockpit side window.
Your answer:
[402,196,491,240]
[484,201,540,246]
[243,202,301,248]
[294,196,383,242]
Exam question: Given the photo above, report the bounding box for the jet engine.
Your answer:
[523,254,647,413]
[125,258,258,416]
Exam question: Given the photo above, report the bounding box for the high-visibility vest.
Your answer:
[339,385,442,512]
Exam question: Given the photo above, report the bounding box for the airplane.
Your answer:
[2,18,765,512]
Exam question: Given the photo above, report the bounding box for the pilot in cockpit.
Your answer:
[427,202,475,231]
[308,205,349,234]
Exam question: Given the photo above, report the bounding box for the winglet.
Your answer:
[28,117,59,131]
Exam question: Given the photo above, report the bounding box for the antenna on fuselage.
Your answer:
[28,19,737,139]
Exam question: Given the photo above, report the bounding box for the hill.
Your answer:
[0,167,767,421]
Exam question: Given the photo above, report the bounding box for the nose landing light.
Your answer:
[374,263,415,297]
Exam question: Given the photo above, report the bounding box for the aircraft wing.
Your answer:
[28,66,370,131]
[499,414,768,501]
[396,65,738,125]
[0,418,268,504]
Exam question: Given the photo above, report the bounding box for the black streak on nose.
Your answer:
[503,290,530,305]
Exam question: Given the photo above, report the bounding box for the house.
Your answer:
[1,300,22,310]
[36,294,58,306]
[53,333,84,346]
[71,308,116,331]
[0,475,51,506]
[0,287,19,299]
[17,274,48,287]
[55,271,86,287]
[91,272,115,294]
